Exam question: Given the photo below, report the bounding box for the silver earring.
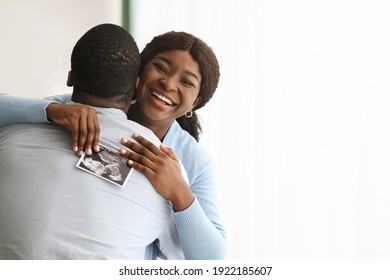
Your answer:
[185,111,193,118]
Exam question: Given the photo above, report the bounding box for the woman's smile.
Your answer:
[135,50,201,126]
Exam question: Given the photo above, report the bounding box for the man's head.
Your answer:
[69,23,140,111]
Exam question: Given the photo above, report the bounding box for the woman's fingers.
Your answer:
[120,148,155,170]
[92,115,101,153]
[160,144,178,161]
[71,121,80,153]
[82,109,100,155]
[120,135,165,170]
[77,112,88,156]
[119,134,178,173]
[121,136,160,156]
[71,107,99,156]
[132,133,163,155]
[47,103,100,156]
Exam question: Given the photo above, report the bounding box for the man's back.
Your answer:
[0,105,182,259]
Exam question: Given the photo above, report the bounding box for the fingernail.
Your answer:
[94,145,100,152]
[121,137,128,144]
[73,146,78,152]
[128,160,134,165]
[120,149,126,155]
[86,148,92,155]
[133,133,139,138]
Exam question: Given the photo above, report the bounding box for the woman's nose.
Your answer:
[160,77,177,92]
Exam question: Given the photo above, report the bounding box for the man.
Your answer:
[0,24,183,259]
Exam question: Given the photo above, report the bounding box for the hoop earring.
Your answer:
[185,111,193,118]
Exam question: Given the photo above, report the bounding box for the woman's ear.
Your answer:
[66,71,73,87]
[192,96,202,110]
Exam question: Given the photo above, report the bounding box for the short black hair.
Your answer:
[71,23,140,102]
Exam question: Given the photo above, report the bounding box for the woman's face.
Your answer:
[135,50,202,127]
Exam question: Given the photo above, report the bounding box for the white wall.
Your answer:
[130,0,390,260]
[0,0,121,97]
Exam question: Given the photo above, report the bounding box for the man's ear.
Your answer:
[133,76,140,98]
[66,70,73,87]
[135,76,140,91]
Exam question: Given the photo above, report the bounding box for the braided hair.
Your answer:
[139,31,220,141]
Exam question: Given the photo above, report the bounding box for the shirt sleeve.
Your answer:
[152,211,186,260]
[173,162,227,260]
[0,93,71,127]
[163,122,227,260]
[174,198,226,260]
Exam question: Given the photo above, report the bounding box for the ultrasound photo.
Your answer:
[76,145,133,187]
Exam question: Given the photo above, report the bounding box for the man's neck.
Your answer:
[71,91,130,113]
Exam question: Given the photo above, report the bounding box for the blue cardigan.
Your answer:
[0,93,226,259]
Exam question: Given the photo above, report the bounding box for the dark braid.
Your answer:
[139,31,220,141]
[176,113,202,141]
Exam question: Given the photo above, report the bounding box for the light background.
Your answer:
[1,0,390,259]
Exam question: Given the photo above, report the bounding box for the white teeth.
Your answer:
[151,92,173,105]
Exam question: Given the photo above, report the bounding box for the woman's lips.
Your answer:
[151,91,175,106]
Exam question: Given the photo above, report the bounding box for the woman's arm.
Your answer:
[0,93,61,126]
[0,93,99,154]
[0,93,74,126]
[161,123,226,259]
[173,162,226,260]
[120,133,226,260]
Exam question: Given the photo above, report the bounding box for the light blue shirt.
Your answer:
[0,104,183,259]
[0,93,226,259]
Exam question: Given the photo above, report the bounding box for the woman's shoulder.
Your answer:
[164,121,214,182]
[165,121,209,158]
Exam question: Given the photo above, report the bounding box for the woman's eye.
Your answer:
[181,80,195,88]
[153,63,168,74]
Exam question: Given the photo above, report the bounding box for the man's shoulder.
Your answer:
[98,114,161,147]
[0,123,66,136]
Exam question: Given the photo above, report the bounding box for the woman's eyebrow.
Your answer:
[156,56,200,82]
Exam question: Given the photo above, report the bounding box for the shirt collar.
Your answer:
[67,101,128,121]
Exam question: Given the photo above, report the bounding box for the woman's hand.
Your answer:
[120,133,194,212]
[46,103,100,156]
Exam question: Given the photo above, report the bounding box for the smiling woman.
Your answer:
[133,31,220,142]
[128,50,202,141]
[119,31,226,259]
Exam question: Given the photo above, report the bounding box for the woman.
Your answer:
[0,31,226,259]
